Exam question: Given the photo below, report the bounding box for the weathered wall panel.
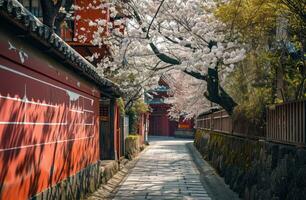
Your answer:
[0,31,100,200]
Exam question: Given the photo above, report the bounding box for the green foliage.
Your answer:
[116,98,125,116]
[134,99,150,114]
[225,50,274,123]
[217,0,305,124]
[215,0,280,45]
[126,134,139,140]
[126,99,149,134]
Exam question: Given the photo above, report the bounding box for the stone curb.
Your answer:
[186,142,240,200]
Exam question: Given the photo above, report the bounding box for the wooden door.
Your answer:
[100,99,116,160]
[99,100,110,160]
[149,115,166,136]
[169,121,178,136]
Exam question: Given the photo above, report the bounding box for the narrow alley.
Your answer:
[111,137,239,200]
[1,0,304,199]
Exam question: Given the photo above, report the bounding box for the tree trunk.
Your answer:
[40,0,62,29]
[54,0,73,35]
[184,68,237,115]
[148,41,237,114]
[204,68,237,114]
[276,63,285,100]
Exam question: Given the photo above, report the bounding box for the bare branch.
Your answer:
[154,64,174,71]
[149,43,181,65]
[183,69,207,81]
[146,0,165,39]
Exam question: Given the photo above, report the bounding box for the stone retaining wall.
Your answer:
[194,130,306,200]
[32,160,119,200]
[174,129,194,138]
[125,135,144,160]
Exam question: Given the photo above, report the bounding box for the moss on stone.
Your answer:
[125,135,141,160]
[194,129,306,200]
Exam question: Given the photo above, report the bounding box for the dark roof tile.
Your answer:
[0,0,122,97]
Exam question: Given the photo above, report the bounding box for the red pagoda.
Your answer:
[146,76,194,137]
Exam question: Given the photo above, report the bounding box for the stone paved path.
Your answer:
[113,137,211,200]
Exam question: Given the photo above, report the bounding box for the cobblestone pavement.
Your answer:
[113,137,211,200]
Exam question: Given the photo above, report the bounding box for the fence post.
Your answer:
[266,100,306,146]
[210,112,213,131]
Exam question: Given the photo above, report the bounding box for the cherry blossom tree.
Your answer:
[39,0,246,116]
[105,0,246,115]
[162,71,211,119]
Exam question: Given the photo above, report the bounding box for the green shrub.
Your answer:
[126,99,149,134]
[116,98,125,116]
[125,135,140,160]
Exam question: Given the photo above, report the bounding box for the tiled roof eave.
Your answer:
[0,0,123,97]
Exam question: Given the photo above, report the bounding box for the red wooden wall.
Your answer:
[0,34,100,200]
[137,113,148,145]
[149,105,177,137]
[73,0,109,43]
[178,118,194,129]
[114,102,121,159]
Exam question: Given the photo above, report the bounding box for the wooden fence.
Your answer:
[196,100,306,146]
[196,110,230,132]
[266,100,306,146]
[196,110,264,137]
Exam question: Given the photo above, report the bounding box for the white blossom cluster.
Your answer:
[70,0,246,116]
[164,70,211,119]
